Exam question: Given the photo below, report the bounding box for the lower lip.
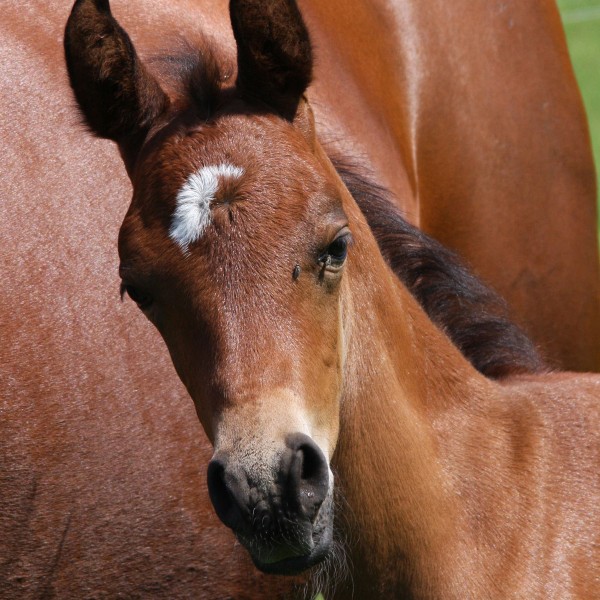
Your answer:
[251,530,333,575]
[253,553,317,576]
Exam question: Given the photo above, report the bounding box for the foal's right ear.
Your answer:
[64,0,169,167]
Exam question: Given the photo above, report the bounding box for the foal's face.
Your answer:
[119,112,349,573]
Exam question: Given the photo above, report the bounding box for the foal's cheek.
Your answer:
[151,321,219,443]
[298,311,343,458]
[181,369,222,444]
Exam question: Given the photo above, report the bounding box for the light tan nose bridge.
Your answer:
[208,387,335,482]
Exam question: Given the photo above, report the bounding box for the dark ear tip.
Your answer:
[65,0,112,42]
[70,0,111,13]
[65,0,114,59]
[230,0,313,115]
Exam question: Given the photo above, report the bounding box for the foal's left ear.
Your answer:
[64,0,169,170]
[230,0,313,120]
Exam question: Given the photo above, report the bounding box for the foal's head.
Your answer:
[66,0,359,574]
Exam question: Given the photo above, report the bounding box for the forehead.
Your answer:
[121,113,344,266]
[132,113,339,229]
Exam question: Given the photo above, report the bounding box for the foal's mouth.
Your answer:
[246,514,334,575]
[252,543,330,575]
[207,433,335,574]
[239,492,335,575]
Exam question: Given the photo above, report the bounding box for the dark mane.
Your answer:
[332,157,546,379]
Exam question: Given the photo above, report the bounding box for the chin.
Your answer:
[251,520,334,575]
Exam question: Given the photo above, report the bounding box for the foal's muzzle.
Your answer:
[206,432,333,573]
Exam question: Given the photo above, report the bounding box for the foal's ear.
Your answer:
[230,0,313,120]
[64,0,169,167]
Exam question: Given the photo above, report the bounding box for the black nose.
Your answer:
[206,433,330,532]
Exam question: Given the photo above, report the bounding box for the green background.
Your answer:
[557,0,600,230]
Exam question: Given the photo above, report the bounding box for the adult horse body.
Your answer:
[1,0,599,597]
[62,0,600,598]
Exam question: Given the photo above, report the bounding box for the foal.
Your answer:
[65,0,600,597]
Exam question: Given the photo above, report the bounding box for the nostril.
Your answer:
[206,459,229,519]
[286,433,330,520]
[299,442,327,484]
[207,457,244,531]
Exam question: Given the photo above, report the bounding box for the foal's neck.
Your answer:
[332,245,493,598]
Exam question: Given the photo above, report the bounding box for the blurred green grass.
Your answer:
[557,0,600,229]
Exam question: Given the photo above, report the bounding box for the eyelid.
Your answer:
[323,225,351,249]
[334,226,352,245]
[119,281,154,310]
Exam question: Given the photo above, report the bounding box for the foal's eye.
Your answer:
[327,236,348,262]
[120,283,153,310]
[319,228,351,271]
